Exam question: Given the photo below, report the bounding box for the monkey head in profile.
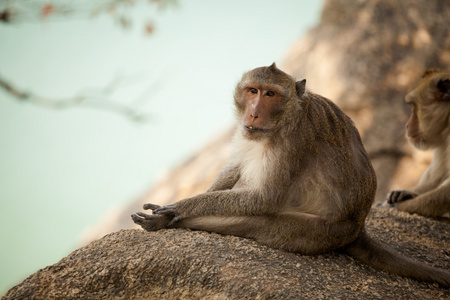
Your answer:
[387,69,450,217]
[132,64,450,287]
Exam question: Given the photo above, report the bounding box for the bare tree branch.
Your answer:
[0,73,156,122]
[0,0,177,122]
[0,0,178,31]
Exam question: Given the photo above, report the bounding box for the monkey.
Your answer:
[132,64,450,287]
[387,68,450,217]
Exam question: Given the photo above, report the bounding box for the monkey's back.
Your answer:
[296,92,377,220]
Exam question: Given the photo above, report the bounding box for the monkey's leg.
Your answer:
[394,185,450,217]
[176,212,357,255]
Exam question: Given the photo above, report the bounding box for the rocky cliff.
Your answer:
[3,207,450,299]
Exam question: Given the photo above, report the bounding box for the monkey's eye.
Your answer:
[249,88,258,94]
[266,91,275,97]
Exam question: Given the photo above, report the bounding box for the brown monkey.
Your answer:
[132,64,450,287]
[387,69,450,217]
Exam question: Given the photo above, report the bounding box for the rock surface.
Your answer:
[4,207,450,299]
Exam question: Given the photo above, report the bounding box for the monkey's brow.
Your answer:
[242,82,284,93]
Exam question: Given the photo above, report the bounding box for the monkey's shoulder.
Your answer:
[305,93,350,119]
[303,92,359,139]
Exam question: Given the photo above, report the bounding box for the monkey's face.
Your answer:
[404,73,450,150]
[239,84,285,140]
[233,63,302,141]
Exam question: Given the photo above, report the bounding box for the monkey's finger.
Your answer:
[131,214,144,224]
[143,203,160,211]
[136,212,154,219]
[153,204,176,216]
[397,192,416,202]
[387,191,400,204]
[394,191,404,203]
[386,192,394,204]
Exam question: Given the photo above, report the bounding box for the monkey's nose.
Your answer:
[250,113,258,119]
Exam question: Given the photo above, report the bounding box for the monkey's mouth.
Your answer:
[245,125,265,132]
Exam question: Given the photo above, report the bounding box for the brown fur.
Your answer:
[387,68,450,217]
[133,64,450,287]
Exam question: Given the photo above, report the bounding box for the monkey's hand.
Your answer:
[131,203,174,231]
[387,190,418,204]
[152,204,182,227]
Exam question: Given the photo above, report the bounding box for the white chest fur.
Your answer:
[231,137,274,189]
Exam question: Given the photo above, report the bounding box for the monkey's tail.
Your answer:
[342,231,450,288]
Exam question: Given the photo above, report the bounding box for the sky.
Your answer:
[0,0,323,294]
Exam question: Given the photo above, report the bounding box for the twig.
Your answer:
[0,0,178,27]
[0,73,155,122]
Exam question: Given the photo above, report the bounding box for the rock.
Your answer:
[3,207,449,299]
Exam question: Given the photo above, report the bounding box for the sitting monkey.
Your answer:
[388,69,450,217]
[133,64,450,287]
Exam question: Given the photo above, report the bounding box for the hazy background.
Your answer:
[0,0,323,294]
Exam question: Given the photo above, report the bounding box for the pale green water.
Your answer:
[0,0,322,294]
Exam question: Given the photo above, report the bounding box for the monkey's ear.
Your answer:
[296,79,306,97]
[269,62,277,71]
[437,79,450,102]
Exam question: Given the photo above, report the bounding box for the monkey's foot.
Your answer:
[387,190,418,204]
[131,212,171,232]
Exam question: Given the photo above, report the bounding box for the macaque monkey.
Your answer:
[387,69,450,217]
[132,64,450,287]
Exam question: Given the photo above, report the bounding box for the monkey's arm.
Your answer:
[153,188,283,224]
[392,182,450,217]
[206,164,241,192]
[140,165,243,228]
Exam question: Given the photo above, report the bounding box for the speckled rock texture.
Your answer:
[4,207,449,299]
